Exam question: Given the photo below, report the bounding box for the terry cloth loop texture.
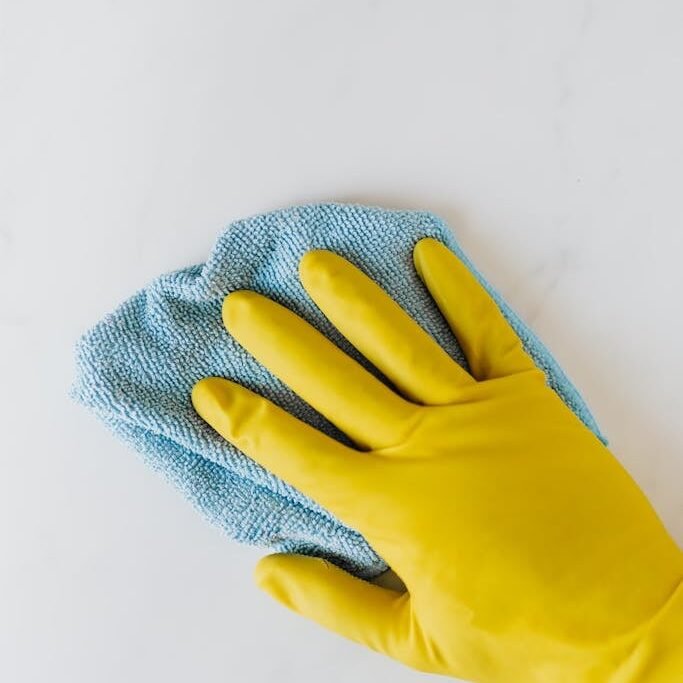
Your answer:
[71,203,605,579]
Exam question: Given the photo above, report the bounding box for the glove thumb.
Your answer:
[254,553,411,660]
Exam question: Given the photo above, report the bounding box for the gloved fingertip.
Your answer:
[254,554,304,608]
[221,289,262,331]
[298,249,341,290]
[190,376,224,413]
[412,236,441,271]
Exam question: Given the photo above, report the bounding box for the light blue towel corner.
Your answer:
[72,203,605,578]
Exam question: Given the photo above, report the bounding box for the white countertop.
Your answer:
[2,2,682,682]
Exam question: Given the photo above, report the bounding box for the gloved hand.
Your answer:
[192,238,683,683]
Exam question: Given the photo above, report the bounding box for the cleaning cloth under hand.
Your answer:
[71,203,604,578]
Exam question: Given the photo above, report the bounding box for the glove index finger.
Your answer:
[191,377,376,530]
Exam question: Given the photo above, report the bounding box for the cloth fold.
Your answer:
[72,203,604,578]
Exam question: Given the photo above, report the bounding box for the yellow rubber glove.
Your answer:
[192,238,683,683]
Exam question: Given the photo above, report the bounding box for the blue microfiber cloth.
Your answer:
[72,203,605,578]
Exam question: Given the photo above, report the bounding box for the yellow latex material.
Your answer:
[192,238,683,682]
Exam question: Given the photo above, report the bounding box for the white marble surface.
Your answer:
[1,1,682,681]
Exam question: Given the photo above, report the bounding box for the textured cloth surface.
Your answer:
[72,203,605,578]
